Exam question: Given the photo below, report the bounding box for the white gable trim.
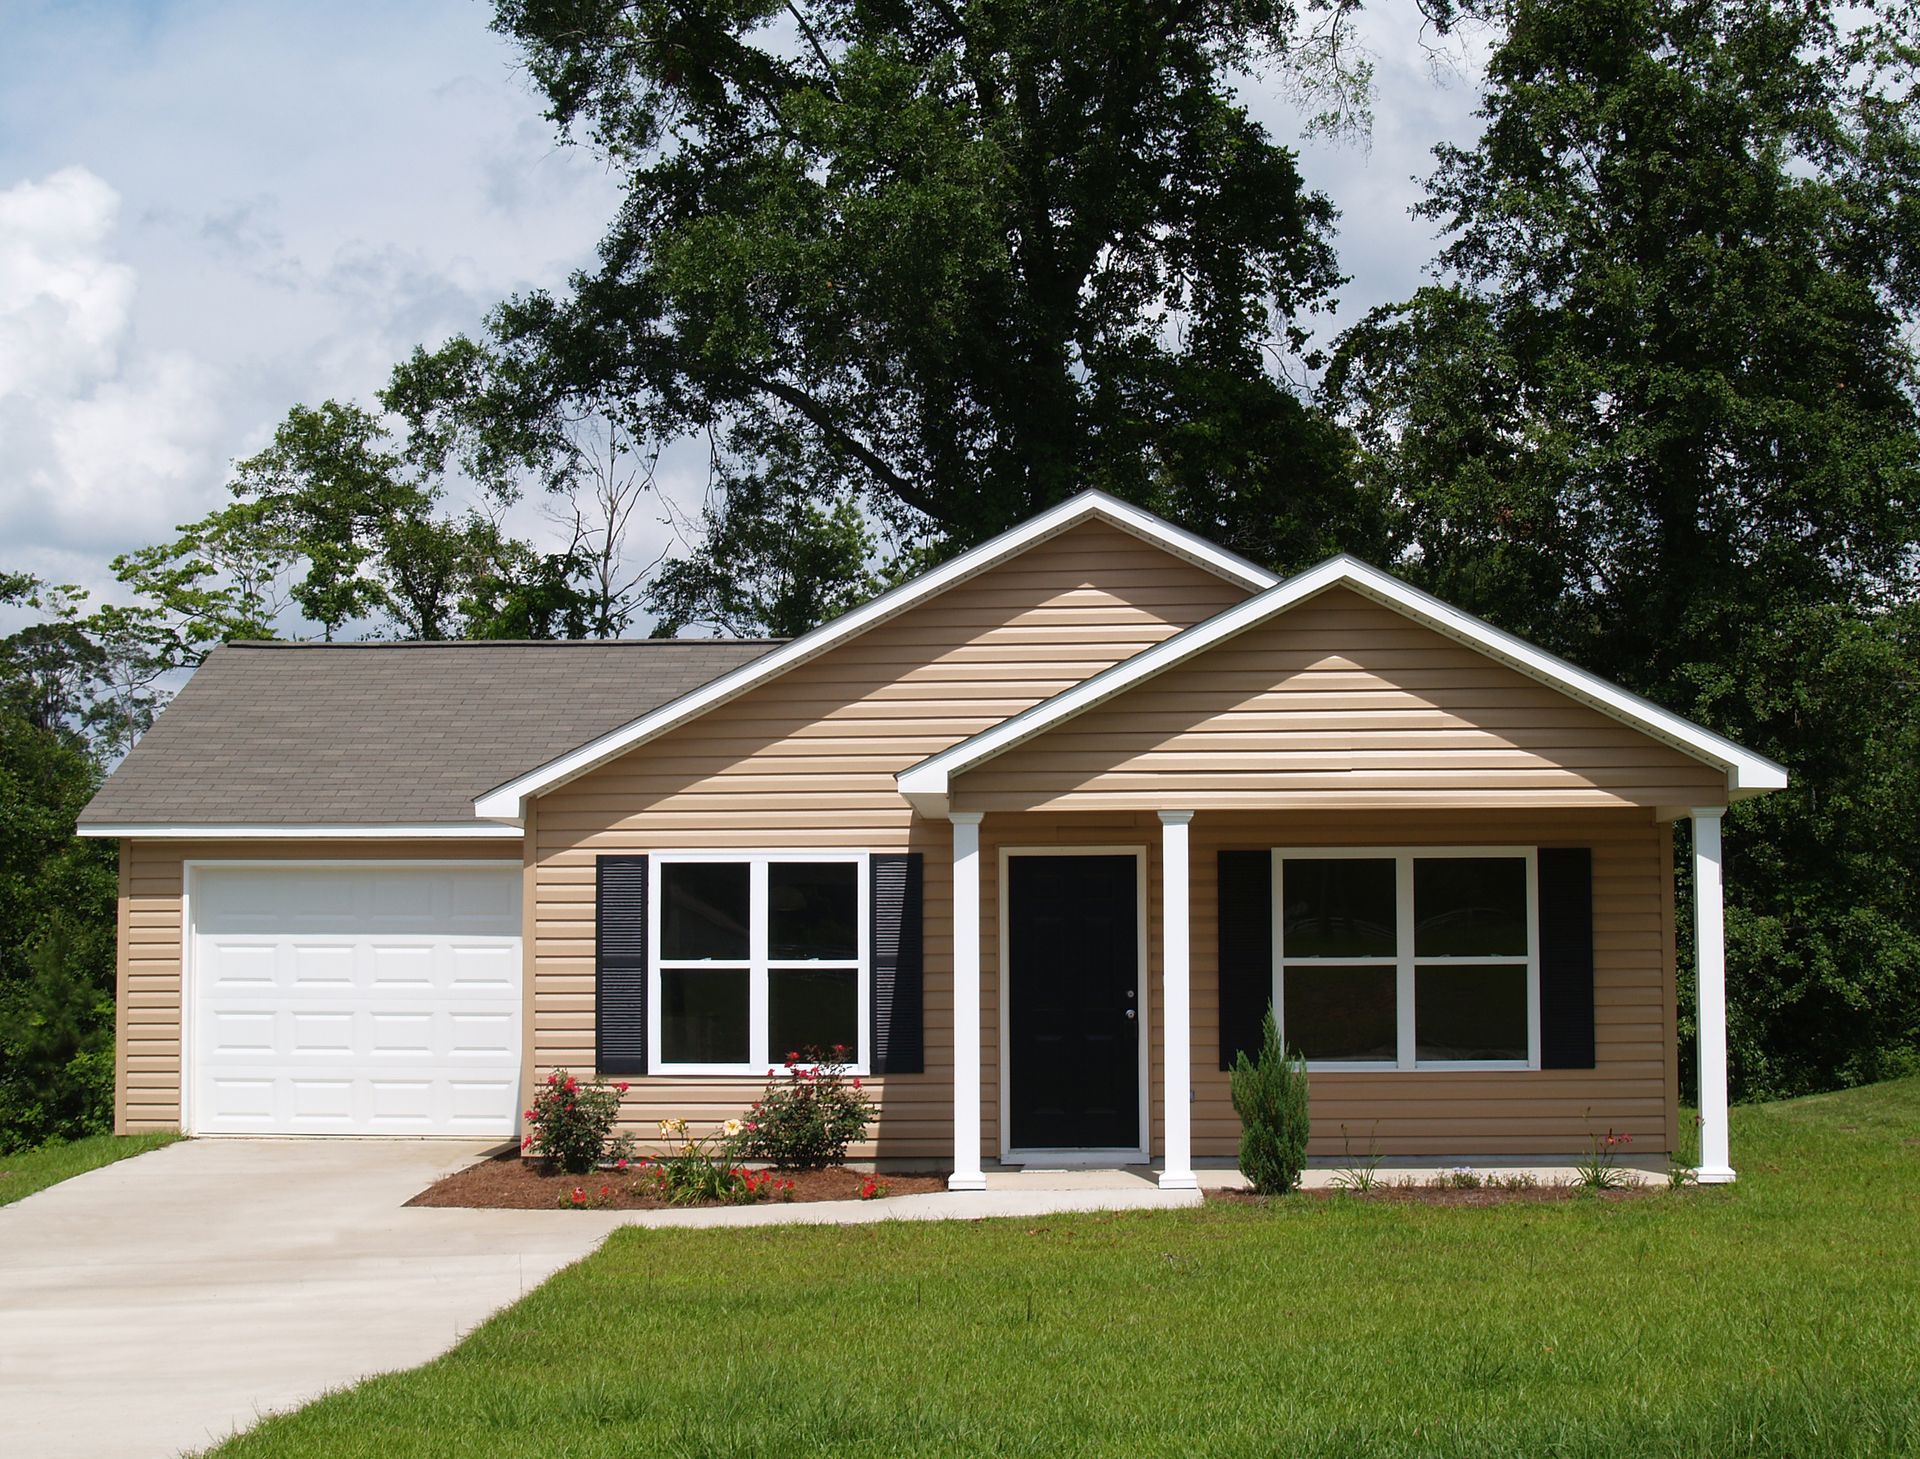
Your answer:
[896,554,1788,810]
[471,490,1278,821]
[76,822,524,840]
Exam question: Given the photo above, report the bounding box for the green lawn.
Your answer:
[207,1083,1920,1459]
[0,1131,182,1208]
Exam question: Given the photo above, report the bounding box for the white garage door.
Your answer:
[189,864,521,1136]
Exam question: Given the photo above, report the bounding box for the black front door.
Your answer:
[1007,854,1140,1150]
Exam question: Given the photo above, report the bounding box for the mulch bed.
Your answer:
[407,1150,950,1210]
[1206,1182,1662,1207]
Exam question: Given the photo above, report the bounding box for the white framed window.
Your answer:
[1272,847,1540,1072]
[647,851,870,1076]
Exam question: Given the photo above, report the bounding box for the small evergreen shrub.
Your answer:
[522,1069,634,1175]
[743,1046,873,1169]
[1229,1007,1310,1195]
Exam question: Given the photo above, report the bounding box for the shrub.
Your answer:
[1229,1007,1310,1195]
[522,1069,634,1175]
[743,1046,873,1169]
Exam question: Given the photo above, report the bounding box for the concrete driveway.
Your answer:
[0,1139,622,1459]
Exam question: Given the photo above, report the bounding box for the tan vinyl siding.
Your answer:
[113,837,523,1134]
[531,520,1252,1157]
[959,587,1731,812]
[977,808,1675,1160]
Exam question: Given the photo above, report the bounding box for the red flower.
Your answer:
[521,1134,533,1151]
[547,1073,558,1086]
[570,1188,586,1205]
[599,1185,610,1197]
[523,1108,537,1121]
[564,1077,578,1094]
[851,1078,861,1090]
[786,1051,800,1064]
[616,1158,629,1171]
[615,1081,629,1095]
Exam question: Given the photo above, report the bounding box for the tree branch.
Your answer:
[745,372,945,521]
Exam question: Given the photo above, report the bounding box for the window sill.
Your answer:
[1303,1061,1538,1074]
[650,1064,872,1079]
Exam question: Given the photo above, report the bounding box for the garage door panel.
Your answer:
[289,1010,354,1056]
[292,942,356,987]
[369,942,435,989]
[191,866,521,1136]
[448,942,516,990]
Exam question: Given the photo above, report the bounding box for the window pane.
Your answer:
[660,968,750,1064]
[1282,965,1397,1062]
[1282,858,1396,957]
[1414,858,1528,956]
[769,967,859,1063]
[1416,964,1528,1062]
[769,862,858,961]
[660,862,750,960]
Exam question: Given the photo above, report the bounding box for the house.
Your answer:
[78,491,1784,1187]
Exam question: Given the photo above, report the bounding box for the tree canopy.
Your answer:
[1327,0,1920,1096]
[395,0,1384,603]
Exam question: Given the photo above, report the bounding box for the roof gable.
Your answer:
[472,491,1279,821]
[896,555,1787,812]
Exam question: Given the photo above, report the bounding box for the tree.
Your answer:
[420,0,1380,619]
[0,581,119,1151]
[648,480,880,638]
[1326,0,1920,1097]
[1229,1006,1311,1194]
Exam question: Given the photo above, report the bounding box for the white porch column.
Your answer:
[1158,811,1197,1190]
[1692,807,1735,1184]
[948,812,987,1192]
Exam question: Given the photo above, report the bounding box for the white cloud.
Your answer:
[0,167,226,561]
[0,167,136,399]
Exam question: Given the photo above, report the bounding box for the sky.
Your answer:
[0,0,1488,618]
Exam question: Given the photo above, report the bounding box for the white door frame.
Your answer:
[180,858,520,1137]
[996,845,1151,1165]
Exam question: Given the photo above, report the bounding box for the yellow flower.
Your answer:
[722,1118,744,1138]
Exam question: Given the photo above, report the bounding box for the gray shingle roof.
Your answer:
[78,638,782,829]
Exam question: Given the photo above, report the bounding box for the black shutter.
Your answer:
[870,853,925,1074]
[595,855,649,1076]
[1538,847,1596,1069]
[1218,850,1273,1069]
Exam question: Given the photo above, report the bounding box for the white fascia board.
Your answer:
[76,822,524,840]
[471,489,1280,820]
[898,554,1789,798]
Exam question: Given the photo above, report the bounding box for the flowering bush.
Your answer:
[856,1175,888,1200]
[522,1069,635,1175]
[642,1117,796,1205]
[743,1046,873,1169]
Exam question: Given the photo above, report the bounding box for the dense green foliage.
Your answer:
[0,1131,180,1208]
[0,579,122,1153]
[205,1080,1920,1457]
[1229,1007,1310,1193]
[1327,0,1920,1098]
